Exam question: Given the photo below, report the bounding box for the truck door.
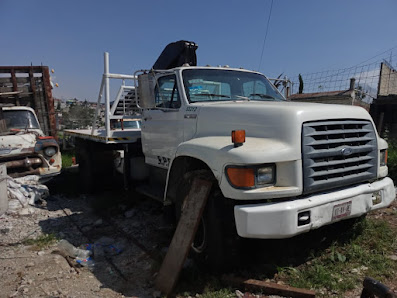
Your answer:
[141,74,184,169]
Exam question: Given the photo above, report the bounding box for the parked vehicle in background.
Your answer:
[0,65,61,182]
[67,41,395,269]
[0,106,61,182]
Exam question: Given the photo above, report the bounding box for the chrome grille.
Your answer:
[302,119,377,194]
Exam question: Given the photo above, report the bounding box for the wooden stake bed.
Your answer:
[155,178,212,295]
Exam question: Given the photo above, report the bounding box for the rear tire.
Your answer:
[75,140,116,193]
[76,141,94,193]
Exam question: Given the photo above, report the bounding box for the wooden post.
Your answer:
[155,178,212,295]
[41,66,57,137]
[222,276,316,298]
[10,69,20,105]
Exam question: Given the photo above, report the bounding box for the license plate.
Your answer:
[332,201,352,221]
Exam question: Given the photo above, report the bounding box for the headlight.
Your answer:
[44,146,57,157]
[226,164,275,189]
[257,166,275,185]
[380,149,387,167]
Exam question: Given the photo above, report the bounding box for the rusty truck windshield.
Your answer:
[3,110,40,130]
[182,69,285,103]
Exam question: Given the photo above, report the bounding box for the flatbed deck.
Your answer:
[65,128,141,144]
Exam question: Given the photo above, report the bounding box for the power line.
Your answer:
[352,44,397,67]
[258,0,274,71]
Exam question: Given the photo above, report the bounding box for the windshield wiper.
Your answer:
[194,93,230,98]
[234,95,250,101]
[249,93,276,100]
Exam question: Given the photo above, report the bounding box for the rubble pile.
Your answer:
[6,175,49,215]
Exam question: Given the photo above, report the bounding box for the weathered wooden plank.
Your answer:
[222,276,316,298]
[0,91,22,96]
[41,66,56,137]
[155,178,212,295]
[0,66,46,74]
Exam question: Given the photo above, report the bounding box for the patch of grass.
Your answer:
[23,233,58,250]
[278,218,397,295]
[200,288,234,298]
[61,150,75,168]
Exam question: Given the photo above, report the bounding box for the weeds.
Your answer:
[23,233,58,250]
[61,150,75,168]
[176,273,234,298]
[278,218,397,295]
[388,141,397,182]
[200,288,234,298]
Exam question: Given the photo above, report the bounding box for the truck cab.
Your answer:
[0,106,62,182]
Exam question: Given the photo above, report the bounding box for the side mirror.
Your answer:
[138,73,156,109]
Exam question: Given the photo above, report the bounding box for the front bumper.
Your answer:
[234,177,396,239]
[38,170,61,183]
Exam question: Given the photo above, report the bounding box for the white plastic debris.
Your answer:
[6,175,49,214]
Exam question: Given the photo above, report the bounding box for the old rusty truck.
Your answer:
[0,66,61,182]
[0,106,61,182]
[66,41,395,267]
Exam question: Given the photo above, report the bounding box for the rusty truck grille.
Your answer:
[1,155,43,178]
[302,119,377,194]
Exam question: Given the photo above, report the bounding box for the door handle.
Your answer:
[144,116,152,121]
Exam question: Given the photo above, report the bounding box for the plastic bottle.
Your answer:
[76,257,95,270]
[57,239,92,259]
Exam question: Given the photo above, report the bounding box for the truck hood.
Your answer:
[194,101,374,141]
[0,133,37,157]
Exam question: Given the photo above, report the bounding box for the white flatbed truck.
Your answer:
[66,41,395,268]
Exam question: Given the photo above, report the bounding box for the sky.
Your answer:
[1,0,397,101]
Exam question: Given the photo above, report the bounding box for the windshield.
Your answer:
[113,119,141,129]
[182,69,285,103]
[3,110,40,130]
[113,120,141,129]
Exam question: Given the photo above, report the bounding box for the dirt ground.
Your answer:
[0,170,173,298]
[1,169,396,298]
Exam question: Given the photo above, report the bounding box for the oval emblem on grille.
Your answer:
[341,147,353,156]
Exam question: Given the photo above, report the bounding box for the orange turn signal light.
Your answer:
[226,167,255,188]
[232,130,245,147]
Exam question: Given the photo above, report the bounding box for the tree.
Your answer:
[62,102,94,129]
[355,85,366,100]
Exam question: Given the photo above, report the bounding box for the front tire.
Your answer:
[175,170,240,272]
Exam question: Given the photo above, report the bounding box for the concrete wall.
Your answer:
[378,62,397,97]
